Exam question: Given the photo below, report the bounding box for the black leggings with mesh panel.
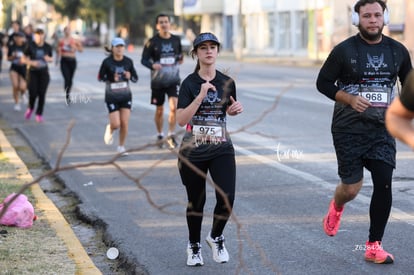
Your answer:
[178,153,236,243]
[364,159,393,242]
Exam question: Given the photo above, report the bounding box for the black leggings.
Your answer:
[365,159,393,242]
[60,57,77,98]
[28,70,50,115]
[179,154,236,243]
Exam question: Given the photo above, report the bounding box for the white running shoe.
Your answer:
[187,242,204,266]
[14,103,21,112]
[104,124,113,145]
[21,93,28,105]
[117,146,128,156]
[206,233,229,263]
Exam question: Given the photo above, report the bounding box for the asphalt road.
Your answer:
[0,47,413,274]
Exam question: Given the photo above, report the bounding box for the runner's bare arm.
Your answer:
[386,97,414,149]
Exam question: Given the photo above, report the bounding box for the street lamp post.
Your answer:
[108,1,115,41]
[234,0,243,60]
[314,0,319,62]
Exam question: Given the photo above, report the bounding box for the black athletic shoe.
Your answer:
[157,135,164,148]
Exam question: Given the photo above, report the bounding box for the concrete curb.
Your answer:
[0,129,102,275]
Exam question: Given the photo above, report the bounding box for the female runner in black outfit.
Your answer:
[98,37,138,155]
[176,33,243,266]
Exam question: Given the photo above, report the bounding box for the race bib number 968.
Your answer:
[360,86,391,108]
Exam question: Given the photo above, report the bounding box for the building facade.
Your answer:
[175,0,413,60]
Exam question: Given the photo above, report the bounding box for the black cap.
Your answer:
[34,28,44,34]
[15,31,25,37]
[193,32,220,48]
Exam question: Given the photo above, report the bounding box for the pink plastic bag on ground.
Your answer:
[0,193,36,228]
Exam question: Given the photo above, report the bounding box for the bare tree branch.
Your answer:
[1,84,289,274]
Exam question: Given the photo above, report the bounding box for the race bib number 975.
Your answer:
[193,125,222,137]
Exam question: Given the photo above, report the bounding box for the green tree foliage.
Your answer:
[44,0,82,20]
[2,0,25,28]
[38,0,174,42]
[111,0,174,43]
[115,0,145,42]
[79,0,109,30]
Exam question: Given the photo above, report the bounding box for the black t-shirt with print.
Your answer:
[316,34,412,133]
[7,43,27,70]
[24,41,53,71]
[177,70,236,161]
[98,55,138,103]
[141,34,182,89]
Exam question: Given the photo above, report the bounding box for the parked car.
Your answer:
[172,32,192,55]
[180,34,192,54]
[82,32,101,47]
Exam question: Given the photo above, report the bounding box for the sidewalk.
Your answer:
[0,122,101,274]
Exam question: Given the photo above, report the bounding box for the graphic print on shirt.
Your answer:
[12,48,24,64]
[359,50,394,107]
[100,56,137,103]
[35,48,47,68]
[158,42,176,67]
[192,89,226,145]
[115,66,125,80]
[152,41,180,87]
[204,89,221,103]
[161,43,174,58]
[366,53,387,72]
[109,66,129,93]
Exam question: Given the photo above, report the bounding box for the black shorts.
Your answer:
[106,99,132,113]
[10,65,26,78]
[151,86,178,106]
[333,130,396,184]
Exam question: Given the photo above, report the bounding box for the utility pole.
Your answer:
[234,0,243,60]
[314,0,319,62]
[108,1,115,41]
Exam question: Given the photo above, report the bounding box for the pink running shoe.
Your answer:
[322,199,344,236]
[24,109,33,120]
[364,241,394,264]
[35,115,44,123]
